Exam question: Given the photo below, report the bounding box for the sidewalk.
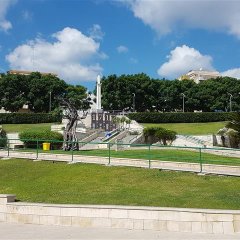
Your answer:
[0,222,239,240]
[1,150,240,176]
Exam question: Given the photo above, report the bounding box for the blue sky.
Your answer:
[1,0,240,90]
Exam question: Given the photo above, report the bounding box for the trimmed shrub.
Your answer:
[0,128,7,148]
[155,128,177,145]
[128,112,233,123]
[0,113,62,124]
[19,130,63,149]
[143,127,176,145]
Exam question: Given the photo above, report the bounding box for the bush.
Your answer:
[0,128,7,148]
[0,113,62,124]
[143,127,177,145]
[128,112,233,123]
[155,128,177,145]
[19,130,63,149]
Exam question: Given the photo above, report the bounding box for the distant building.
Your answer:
[179,69,221,84]
[7,70,57,77]
[0,104,30,114]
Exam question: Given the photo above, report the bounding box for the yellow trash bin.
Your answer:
[42,142,50,151]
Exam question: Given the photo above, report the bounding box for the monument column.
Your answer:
[96,75,102,111]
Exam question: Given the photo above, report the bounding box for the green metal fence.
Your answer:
[1,137,240,175]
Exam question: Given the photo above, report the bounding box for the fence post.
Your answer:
[108,142,111,165]
[36,140,39,159]
[148,144,151,168]
[199,148,202,173]
[7,138,10,157]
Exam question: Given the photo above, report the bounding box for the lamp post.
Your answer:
[132,93,136,112]
[228,93,233,112]
[181,93,186,112]
[49,91,52,112]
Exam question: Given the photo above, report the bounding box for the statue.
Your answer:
[61,99,87,151]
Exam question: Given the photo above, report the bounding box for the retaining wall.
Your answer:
[0,194,240,235]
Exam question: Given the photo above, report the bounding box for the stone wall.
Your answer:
[0,194,240,235]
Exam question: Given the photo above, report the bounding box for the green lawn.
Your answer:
[0,159,239,209]
[2,123,53,133]
[22,148,240,166]
[142,122,227,135]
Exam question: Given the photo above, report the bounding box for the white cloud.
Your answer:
[222,68,240,79]
[122,0,240,38]
[129,57,138,64]
[6,27,105,83]
[117,45,128,53]
[88,24,104,40]
[158,45,214,79]
[0,0,16,32]
[22,10,32,21]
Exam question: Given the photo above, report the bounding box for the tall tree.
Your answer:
[61,85,91,151]
[27,72,67,113]
[0,73,28,112]
[65,85,91,111]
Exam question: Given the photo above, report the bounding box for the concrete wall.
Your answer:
[7,133,24,149]
[79,130,102,148]
[109,130,128,143]
[0,194,239,235]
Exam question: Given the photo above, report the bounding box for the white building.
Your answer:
[179,69,221,84]
[7,70,57,77]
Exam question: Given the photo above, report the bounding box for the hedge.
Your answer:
[0,113,62,124]
[19,130,63,149]
[128,112,235,123]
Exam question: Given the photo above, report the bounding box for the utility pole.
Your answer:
[181,93,186,112]
[49,91,52,112]
[132,93,136,112]
[228,93,233,112]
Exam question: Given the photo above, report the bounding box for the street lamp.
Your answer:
[228,93,233,112]
[132,93,136,112]
[181,93,186,112]
[49,91,52,112]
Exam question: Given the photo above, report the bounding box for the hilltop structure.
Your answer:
[7,70,57,77]
[179,69,221,84]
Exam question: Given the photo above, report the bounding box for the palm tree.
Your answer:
[226,112,240,147]
[120,116,126,129]
[125,118,131,129]
[227,112,240,133]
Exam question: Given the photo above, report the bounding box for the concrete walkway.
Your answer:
[0,150,240,176]
[0,222,239,240]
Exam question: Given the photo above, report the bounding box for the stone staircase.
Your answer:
[173,135,213,148]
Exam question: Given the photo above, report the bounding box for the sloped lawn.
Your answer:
[0,159,239,209]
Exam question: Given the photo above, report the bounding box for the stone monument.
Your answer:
[96,75,102,112]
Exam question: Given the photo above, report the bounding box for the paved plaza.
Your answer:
[0,222,240,240]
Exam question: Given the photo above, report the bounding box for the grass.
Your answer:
[142,122,227,135]
[20,147,240,166]
[0,159,239,209]
[2,123,53,133]
[2,121,226,134]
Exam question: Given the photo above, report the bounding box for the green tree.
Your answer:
[64,85,91,111]
[27,72,67,113]
[0,73,28,112]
